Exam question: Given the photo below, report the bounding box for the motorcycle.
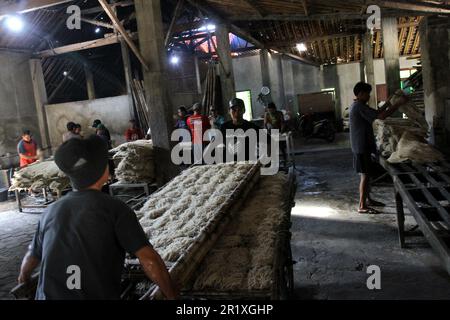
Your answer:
[298,113,336,142]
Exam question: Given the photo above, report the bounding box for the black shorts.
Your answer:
[353,153,373,174]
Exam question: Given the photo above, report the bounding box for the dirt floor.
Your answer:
[1,133,450,299]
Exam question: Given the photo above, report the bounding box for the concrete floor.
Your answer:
[291,134,450,299]
[1,133,450,300]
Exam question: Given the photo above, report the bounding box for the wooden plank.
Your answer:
[81,1,134,15]
[406,172,450,227]
[404,27,415,56]
[369,0,450,14]
[36,33,137,57]
[395,176,450,275]
[81,17,114,29]
[98,0,149,71]
[267,32,359,48]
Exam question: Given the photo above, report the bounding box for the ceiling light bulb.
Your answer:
[5,15,24,32]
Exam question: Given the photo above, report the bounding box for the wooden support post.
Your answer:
[135,0,178,183]
[260,49,271,90]
[363,32,377,108]
[194,55,202,95]
[276,53,286,108]
[216,23,236,115]
[29,59,51,153]
[382,17,401,98]
[84,64,96,100]
[395,191,406,248]
[120,39,134,118]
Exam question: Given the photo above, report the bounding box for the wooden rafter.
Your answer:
[243,0,268,18]
[37,33,137,57]
[302,0,309,16]
[404,26,415,56]
[81,17,114,29]
[165,0,185,47]
[185,0,318,65]
[368,0,450,14]
[97,0,149,71]
[411,29,421,54]
[81,1,134,15]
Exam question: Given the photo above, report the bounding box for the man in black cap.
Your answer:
[220,98,261,162]
[92,119,111,147]
[18,136,178,300]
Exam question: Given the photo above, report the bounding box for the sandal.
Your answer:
[358,208,381,214]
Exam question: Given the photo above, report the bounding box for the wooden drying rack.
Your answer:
[379,157,450,275]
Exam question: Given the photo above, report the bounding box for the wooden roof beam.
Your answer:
[165,0,185,47]
[81,1,134,15]
[243,0,268,18]
[266,32,361,48]
[0,0,72,17]
[97,0,149,71]
[368,0,450,14]
[36,33,137,57]
[81,17,114,29]
[185,0,318,66]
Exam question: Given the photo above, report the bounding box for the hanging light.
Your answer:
[95,27,101,33]
[170,56,180,65]
[296,43,307,52]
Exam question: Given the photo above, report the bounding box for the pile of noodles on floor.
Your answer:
[109,140,155,183]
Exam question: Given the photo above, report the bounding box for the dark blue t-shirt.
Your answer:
[349,101,378,154]
[30,189,150,300]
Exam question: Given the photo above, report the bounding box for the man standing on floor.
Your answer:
[18,136,178,300]
[221,98,261,162]
[62,122,81,142]
[349,82,407,214]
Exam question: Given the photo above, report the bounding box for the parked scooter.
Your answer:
[298,113,336,142]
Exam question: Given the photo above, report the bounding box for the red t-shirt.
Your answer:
[186,115,211,144]
[125,128,144,141]
[18,139,38,167]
